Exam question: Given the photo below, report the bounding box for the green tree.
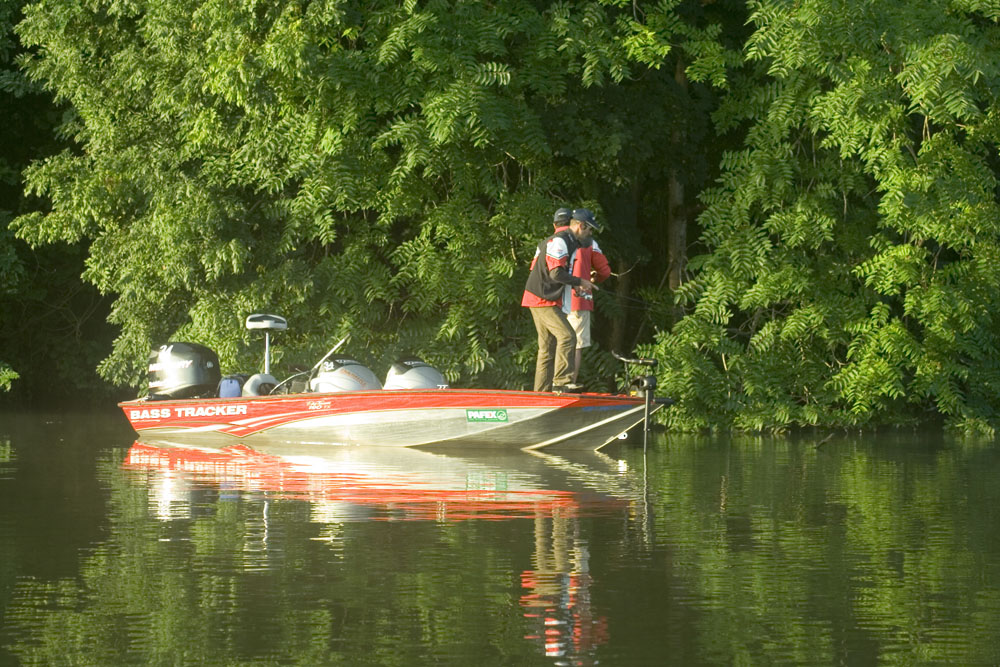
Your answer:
[12,0,726,392]
[1,0,116,402]
[1,0,26,392]
[655,0,1000,432]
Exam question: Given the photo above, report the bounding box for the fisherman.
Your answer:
[521,208,600,392]
[553,208,612,383]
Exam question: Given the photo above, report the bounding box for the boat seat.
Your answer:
[218,373,249,398]
[243,373,278,396]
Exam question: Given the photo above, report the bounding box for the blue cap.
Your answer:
[571,208,602,233]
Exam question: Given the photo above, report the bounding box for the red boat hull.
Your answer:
[119,388,656,450]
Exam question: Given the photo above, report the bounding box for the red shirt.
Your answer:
[571,239,611,311]
[548,225,611,312]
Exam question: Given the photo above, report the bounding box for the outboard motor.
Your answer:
[309,357,382,392]
[148,342,221,399]
[383,357,448,390]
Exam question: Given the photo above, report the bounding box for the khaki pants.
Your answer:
[529,306,576,391]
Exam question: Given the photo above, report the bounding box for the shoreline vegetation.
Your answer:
[4,0,1000,434]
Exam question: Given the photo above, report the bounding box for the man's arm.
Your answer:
[546,236,595,290]
[590,242,612,284]
[549,264,592,289]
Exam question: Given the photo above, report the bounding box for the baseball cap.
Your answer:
[571,208,602,233]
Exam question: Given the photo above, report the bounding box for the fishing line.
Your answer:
[617,293,654,306]
[592,292,660,309]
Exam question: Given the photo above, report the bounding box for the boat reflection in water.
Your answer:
[123,440,641,521]
[522,514,608,664]
[123,439,646,665]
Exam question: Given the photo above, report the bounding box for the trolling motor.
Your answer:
[613,351,657,433]
[612,351,672,448]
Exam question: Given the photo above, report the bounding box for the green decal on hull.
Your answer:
[466,409,508,422]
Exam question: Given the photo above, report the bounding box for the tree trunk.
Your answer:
[667,57,688,324]
[609,184,640,356]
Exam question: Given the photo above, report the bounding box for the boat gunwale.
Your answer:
[118,387,646,409]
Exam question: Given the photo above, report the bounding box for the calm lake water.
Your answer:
[2,410,1000,665]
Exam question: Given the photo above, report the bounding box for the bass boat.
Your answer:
[119,314,670,451]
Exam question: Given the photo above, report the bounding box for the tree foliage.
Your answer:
[1,0,116,402]
[10,0,1000,431]
[1,0,26,392]
[654,0,1000,432]
[12,0,724,393]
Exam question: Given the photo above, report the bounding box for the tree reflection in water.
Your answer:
[7,428,1000,665]
[108,440,634,665]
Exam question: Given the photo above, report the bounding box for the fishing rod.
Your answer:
[270,334,351,394]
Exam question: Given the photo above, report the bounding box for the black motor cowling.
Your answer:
[148,342,221,399]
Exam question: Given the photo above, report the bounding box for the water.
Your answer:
[2,411,1000,665]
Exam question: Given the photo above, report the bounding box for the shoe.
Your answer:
[552,383,584,393]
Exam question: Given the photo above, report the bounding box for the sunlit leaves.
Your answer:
[657,0,1000,432]
[12,0,718,391]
